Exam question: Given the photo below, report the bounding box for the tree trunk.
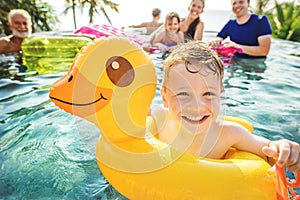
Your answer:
[72,0,77,29]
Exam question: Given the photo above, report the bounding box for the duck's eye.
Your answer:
[106,56,134,87]
[68,75,73,82]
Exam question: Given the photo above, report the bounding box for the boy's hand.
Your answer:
[262,139,300,172]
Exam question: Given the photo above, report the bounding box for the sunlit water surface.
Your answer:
[0,34,299,199]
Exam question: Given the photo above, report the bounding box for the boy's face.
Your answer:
[161,62,221,134]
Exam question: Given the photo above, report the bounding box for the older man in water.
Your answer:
[0,9,32,79]
[0,9,32,54]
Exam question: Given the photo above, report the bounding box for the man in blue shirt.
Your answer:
[209,0,272,58]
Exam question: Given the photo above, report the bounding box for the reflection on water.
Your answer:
[221,39,300,144]
[0,52,29,80]
[229,56,267,80]
[0,35,299,199]
[0,74,126,199]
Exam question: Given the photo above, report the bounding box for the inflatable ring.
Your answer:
[212,45,243,57]
[49,37,277,199]
[22,35,92,58]
[74,24,144,46]
[74,24,125,38]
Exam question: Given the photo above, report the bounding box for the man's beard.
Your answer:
[12,29,32,38]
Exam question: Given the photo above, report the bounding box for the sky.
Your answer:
[42,0,233,31]
[41,0,294,31]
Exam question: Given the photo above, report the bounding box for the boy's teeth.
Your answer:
[185,115,204,121]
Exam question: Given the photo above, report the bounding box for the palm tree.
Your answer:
[63,0,79,29]
[80,0,119,24]
[266,1,300,42]
[63,0,119,29]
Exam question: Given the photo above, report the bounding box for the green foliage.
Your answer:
[80,0,119,24]
[266,1,300,42]
[254,0,271,15]
[63,0,80,29]
[63,0,119,29]
[0,0,58,36]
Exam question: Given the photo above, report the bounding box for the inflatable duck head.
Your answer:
[49,37,157,142]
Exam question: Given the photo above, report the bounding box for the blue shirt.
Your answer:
[217,14,272,58]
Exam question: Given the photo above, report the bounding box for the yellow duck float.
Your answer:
[49,37,277,199]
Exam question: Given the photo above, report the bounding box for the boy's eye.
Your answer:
[176,92,189,96]
[203,92,215,96]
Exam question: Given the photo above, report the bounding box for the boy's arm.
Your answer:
[229,122,300,172]
[229,123,270,160]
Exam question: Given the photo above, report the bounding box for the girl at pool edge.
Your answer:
[150,12,184,52]
[150,40,300,172]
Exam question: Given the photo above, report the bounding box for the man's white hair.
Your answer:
[8,9,32,25]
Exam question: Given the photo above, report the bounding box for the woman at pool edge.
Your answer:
[151,41,300,172]
[180,0,205,41]
[208,0,272,58]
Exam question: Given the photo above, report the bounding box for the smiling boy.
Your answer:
[151,40,300,172]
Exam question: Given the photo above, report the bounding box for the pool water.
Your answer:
[0,35,299,199]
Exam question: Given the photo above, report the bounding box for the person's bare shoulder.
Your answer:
[0,36,11,53]
[178,31,184,37]
[150,104,168,131]
[0,36,11,43]
[151,104,167,119]
[218,119,250,140]
[196,20,204,31]
[156,30,166,38]
[151,29,166,45]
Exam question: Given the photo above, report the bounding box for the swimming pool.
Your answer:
[0,36,299,199]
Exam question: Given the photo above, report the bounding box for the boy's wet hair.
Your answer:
[162,40,224,89]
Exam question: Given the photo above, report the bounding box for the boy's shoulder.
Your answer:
[150,104,167,119]
[150,104,168,130]
[217,118,251,137]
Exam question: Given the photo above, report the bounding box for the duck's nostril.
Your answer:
[68,75,73,82]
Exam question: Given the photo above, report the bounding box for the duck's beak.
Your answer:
[49,67,112,118]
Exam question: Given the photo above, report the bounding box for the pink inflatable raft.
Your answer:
[74,24,144,46]
[212,45,243,65]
